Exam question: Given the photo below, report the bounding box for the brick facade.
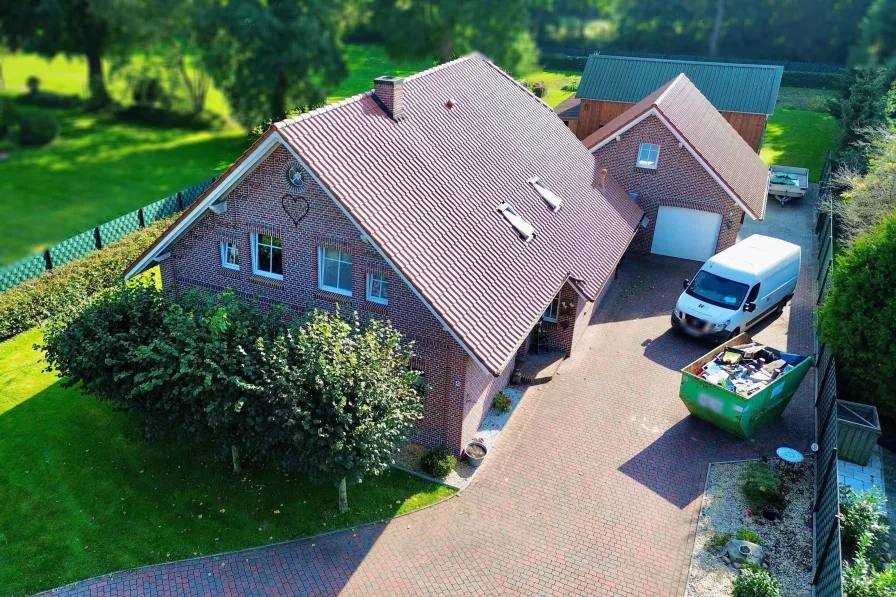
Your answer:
[591,115,743,256]
[159,146,508,453]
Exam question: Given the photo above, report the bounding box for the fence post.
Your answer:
[43,249,53,271]
[94,227,103,250]
[138,208,146,229]
[177,191,184,211]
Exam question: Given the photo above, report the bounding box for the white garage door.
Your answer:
[650,206,722,262]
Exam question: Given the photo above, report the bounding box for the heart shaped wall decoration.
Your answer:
[282,194,310,227]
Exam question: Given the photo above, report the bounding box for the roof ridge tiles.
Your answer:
[274,91,375,130]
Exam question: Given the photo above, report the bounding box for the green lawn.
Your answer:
[760,107,838,182]
[0,107,246,265]
[0,328,453,597]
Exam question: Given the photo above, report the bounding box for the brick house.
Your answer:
[125,54,643,453]
[583,74,770,262]
[559,55,783,152]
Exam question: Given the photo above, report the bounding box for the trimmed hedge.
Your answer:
[0,217,173,341]
[781,71,846,90]
[18,111,59,147]
[541,53,588,72]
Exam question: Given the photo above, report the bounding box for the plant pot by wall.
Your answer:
[465,442,488,468]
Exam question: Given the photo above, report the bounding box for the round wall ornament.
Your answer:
[284,160,306,191]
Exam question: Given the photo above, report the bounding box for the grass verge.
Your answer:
[0,328,454,596]
[760,108,838,182]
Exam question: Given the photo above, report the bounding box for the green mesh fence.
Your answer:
[0,253,47,292]
[143,194,181,225]
[49,229,98,268]
[98,210,142,247]
[182,177,216,206]
[0,176,216,294]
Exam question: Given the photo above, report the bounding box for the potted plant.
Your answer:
[465,439,488,467]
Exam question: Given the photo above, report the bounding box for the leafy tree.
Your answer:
[40,281,184,437]
[196,0,348,127]
[853,0,896,66]
[371,0,539,75]
[832,131,896,240]
[159,290,290,473]
[279,310,424,513]
[834,68,893,170]
[5,0,154,108]
[818,210,896,425]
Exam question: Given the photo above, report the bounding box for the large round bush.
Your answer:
[732,567,780,597]
[18,111,59,146]
[818,211,896,424]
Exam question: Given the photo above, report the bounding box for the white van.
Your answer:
[671,235,801,342]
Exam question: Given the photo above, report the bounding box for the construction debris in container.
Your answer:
[698,342,796,397]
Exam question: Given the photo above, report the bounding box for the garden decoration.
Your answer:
[282,194,310,227]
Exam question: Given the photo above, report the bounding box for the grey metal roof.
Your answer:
[577,55,783,115]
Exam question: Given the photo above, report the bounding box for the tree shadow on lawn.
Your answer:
[0,375,451,596]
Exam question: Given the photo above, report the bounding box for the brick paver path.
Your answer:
[49,199,817,596]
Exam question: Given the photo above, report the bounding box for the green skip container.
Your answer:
[679,333,813,439]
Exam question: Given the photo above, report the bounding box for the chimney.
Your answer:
[374,75,405,121]
[599,168,608,191]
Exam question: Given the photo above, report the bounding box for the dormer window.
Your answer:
[636,143,660,169]
[497,202,536,243]
[528,177,563,212]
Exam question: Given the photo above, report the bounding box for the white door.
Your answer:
[650,206,722,262]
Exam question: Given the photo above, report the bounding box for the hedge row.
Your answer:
[780,71,846,90]
[542,52,845,91]
[0,217,173,341]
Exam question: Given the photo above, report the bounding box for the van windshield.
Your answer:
[686,271,749,310]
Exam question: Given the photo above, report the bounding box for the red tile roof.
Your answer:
[274,54,642,374]
[581,74,769,220]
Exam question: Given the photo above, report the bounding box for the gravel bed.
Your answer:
[686,459,813,597]
[392,443,476,489]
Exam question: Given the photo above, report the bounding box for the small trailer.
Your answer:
[768,165,809,206]
[679,333,813,439]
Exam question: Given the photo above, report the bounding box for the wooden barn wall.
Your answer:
[576,100,767,153]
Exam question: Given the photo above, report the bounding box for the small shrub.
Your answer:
[114,106,221,131]
[0,217,174,340]
[843,549,896,597]
[26,76,40,95]
[706,531,732,551]
[561,80,579,92]
[518,79,530,90]
[840,486,891,567]
[492,391,512,413]
[0,98,20,139]
[732,567,781,597]
[531,81,547,98]
[421,448,456,477]
[735,528,762,545]
[740,462,784,510]
[18,111,59,147]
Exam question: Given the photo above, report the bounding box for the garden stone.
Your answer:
[723,539,764,568]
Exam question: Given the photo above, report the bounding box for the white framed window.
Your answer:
[543,294,560,322]
[251,233,283,279]
[366,272,389,305]
[636,143,660,169]
[220,241,240,270]
[318,247,353,295]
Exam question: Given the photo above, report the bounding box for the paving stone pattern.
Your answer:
[48,198,817,596]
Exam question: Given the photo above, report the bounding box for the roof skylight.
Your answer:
[528,177,563,212]
[497,202,536,243]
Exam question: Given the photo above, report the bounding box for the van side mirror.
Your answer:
[682,278,690,289]
[744,302,756,313]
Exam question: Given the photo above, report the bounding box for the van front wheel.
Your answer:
[726,328,741,342]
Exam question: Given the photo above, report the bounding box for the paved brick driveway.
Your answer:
[49,199,817,597]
